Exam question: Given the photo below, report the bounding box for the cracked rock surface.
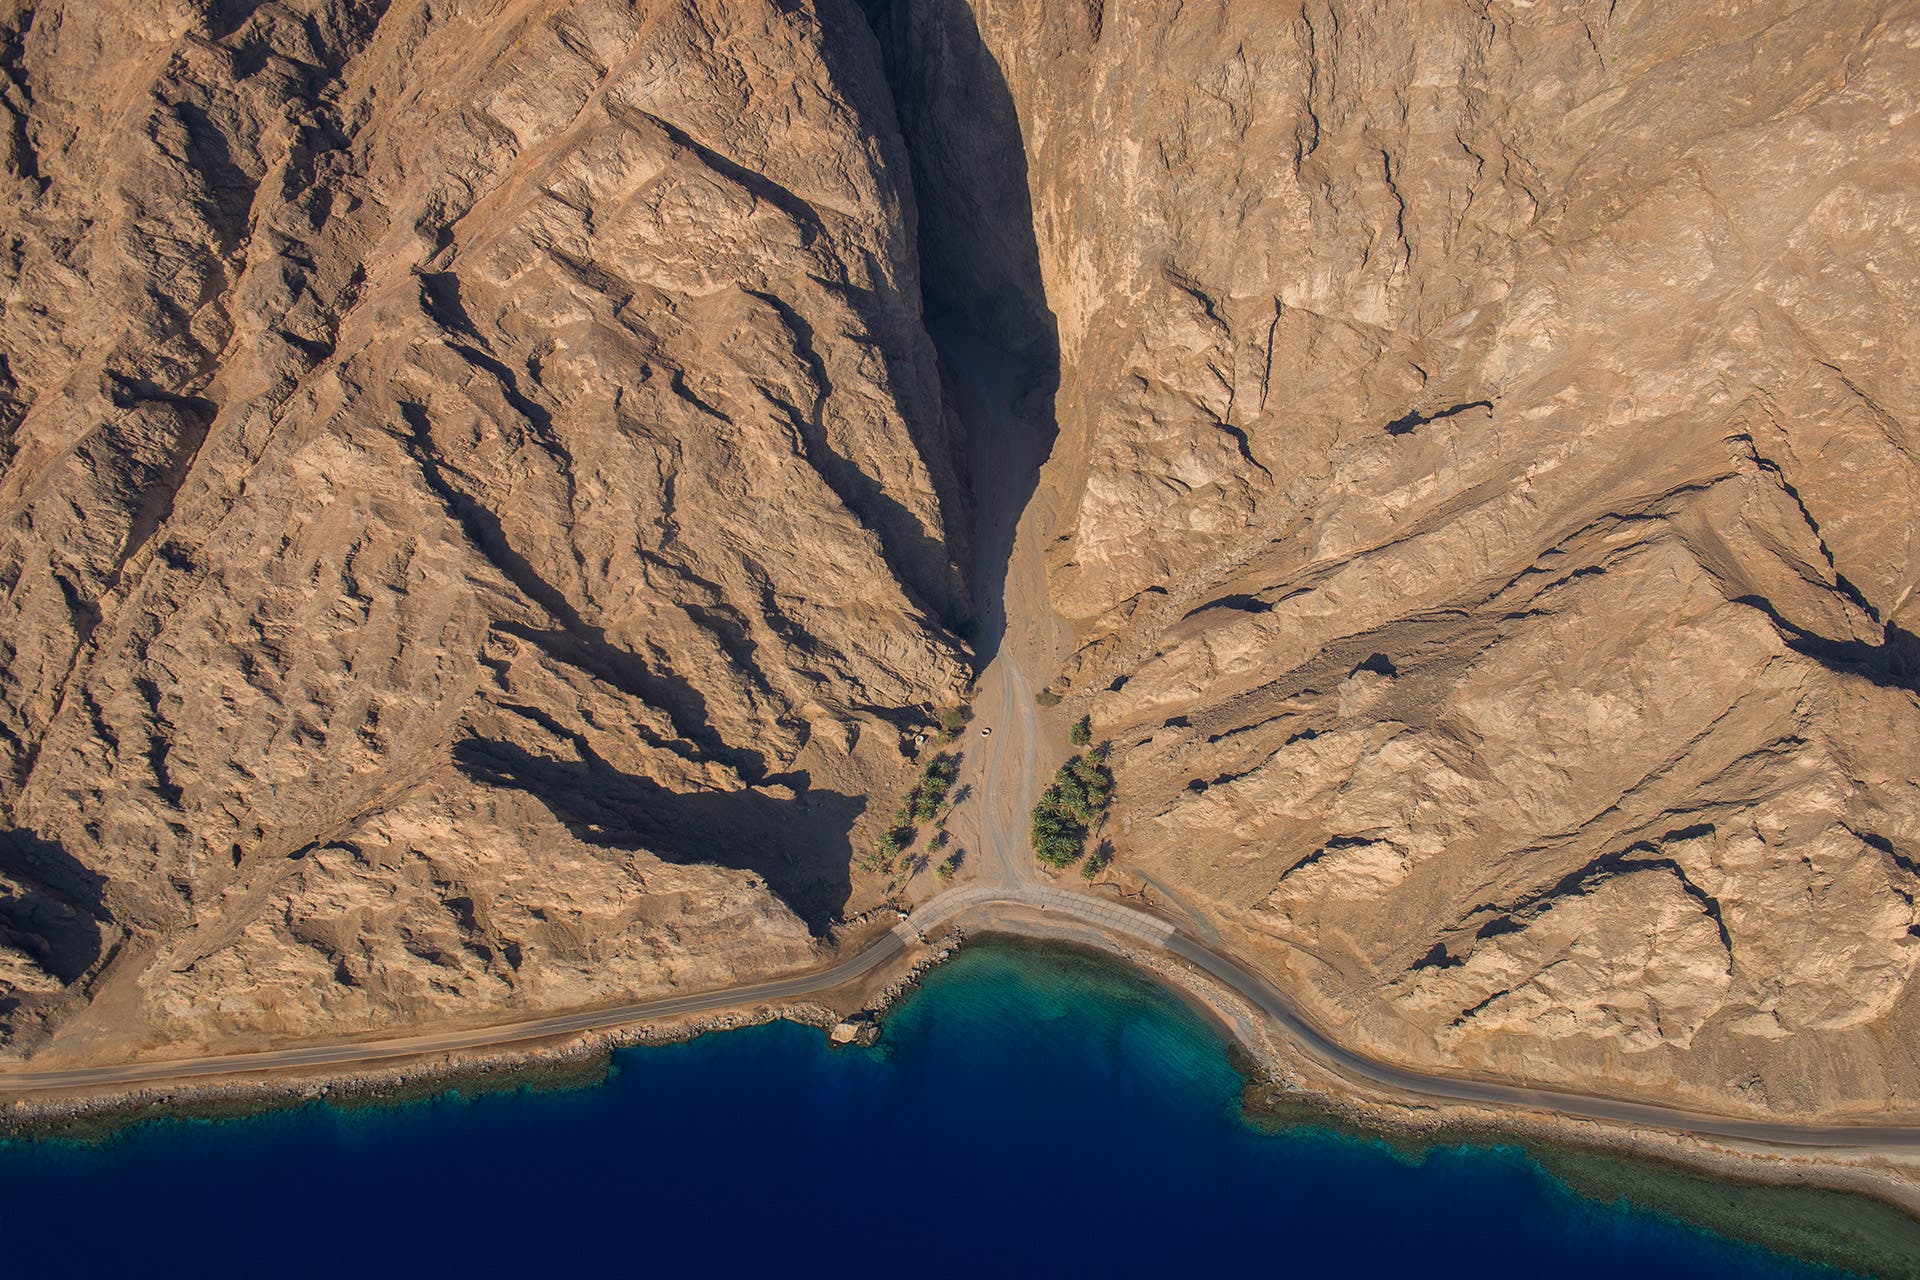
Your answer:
[3,0,1920,1125]
[0,0,967,1063]
[946,0,1920,1117]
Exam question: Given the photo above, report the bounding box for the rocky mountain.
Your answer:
[911,0,1920,1117]
[3,0,1919,1125]
[0,0,968,1060]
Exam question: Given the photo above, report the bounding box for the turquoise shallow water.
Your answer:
[0,940,1891,1278]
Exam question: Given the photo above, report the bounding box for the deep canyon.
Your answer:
[0,0,1918,1132]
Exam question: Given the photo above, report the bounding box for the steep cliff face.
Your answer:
[0,0,968,1060]
[924,0,1920,1116]
[3,0,1917,1122]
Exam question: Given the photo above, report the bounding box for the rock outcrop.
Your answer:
[4,0,1919,1126]
[914,0,1920,1117]
[0,0,967,1061]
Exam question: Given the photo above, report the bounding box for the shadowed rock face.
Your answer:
[0,830,109,1044]
[0,0,969,1060]
[937,0,1920,1117]
[2,0,1918,1124]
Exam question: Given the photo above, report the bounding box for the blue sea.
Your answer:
[0,940,1898,1278]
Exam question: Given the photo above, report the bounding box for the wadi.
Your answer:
[1,0,1918,1215]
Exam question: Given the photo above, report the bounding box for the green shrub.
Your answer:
[1048,752,1112,822]
[1035,688,1061,707]
[880,753,964,856]
[1029,787,1087,868]
[1028,748,1115,868]
[1069,715,1092,746]
[911,755,955,821]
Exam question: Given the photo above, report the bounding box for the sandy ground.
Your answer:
[6,332,1919,1256]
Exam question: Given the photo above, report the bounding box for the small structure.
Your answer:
[826,1011,880,1048]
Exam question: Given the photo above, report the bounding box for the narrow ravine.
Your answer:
[851,0,1072,897]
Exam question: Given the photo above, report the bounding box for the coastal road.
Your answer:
[0,921,911,1093]
[1154,925,1920,1152]
[0,885,1146,1095]
[914,891,1920,1151]
[9,340,1920,1158]
[9,884,1920,1155]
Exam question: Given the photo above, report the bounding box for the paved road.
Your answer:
[0,921,914,1093]
[1153,927,1920,1151]
[0,884,1140,1095]
[9,338,1919,1156]
[1134,868,1225,946]
[927,891,1920,1150]
[10,884,1920,1153]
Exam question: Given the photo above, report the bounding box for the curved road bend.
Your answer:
[8,884,1920,1153]
[917,889,1920,1151]
[9,346,1919,1158]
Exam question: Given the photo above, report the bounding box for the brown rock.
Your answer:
[896,0,1920,1117]
[3,0,1918,1131]
[0,0,967,1062]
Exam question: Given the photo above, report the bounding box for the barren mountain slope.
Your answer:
[892,0,1920,1118]
[0,0,968,1062]
[3,0,1917,1127]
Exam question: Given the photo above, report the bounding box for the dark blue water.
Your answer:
[0,941,1861,1279]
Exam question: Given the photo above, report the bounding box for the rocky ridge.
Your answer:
[0,0,967,1062]
[920,0,1920,1117]
[1,0,1918,1128]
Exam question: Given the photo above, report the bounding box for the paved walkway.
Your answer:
[903,884,1174,947]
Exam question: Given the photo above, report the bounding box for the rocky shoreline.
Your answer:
[0,936,961,1144]
[6,919,1916,1276]
[940,917,1920,1266]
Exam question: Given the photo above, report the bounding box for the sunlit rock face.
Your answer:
[4,0,1919,1124]
[930,0,1920,1117]
[0,0,968,1061]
